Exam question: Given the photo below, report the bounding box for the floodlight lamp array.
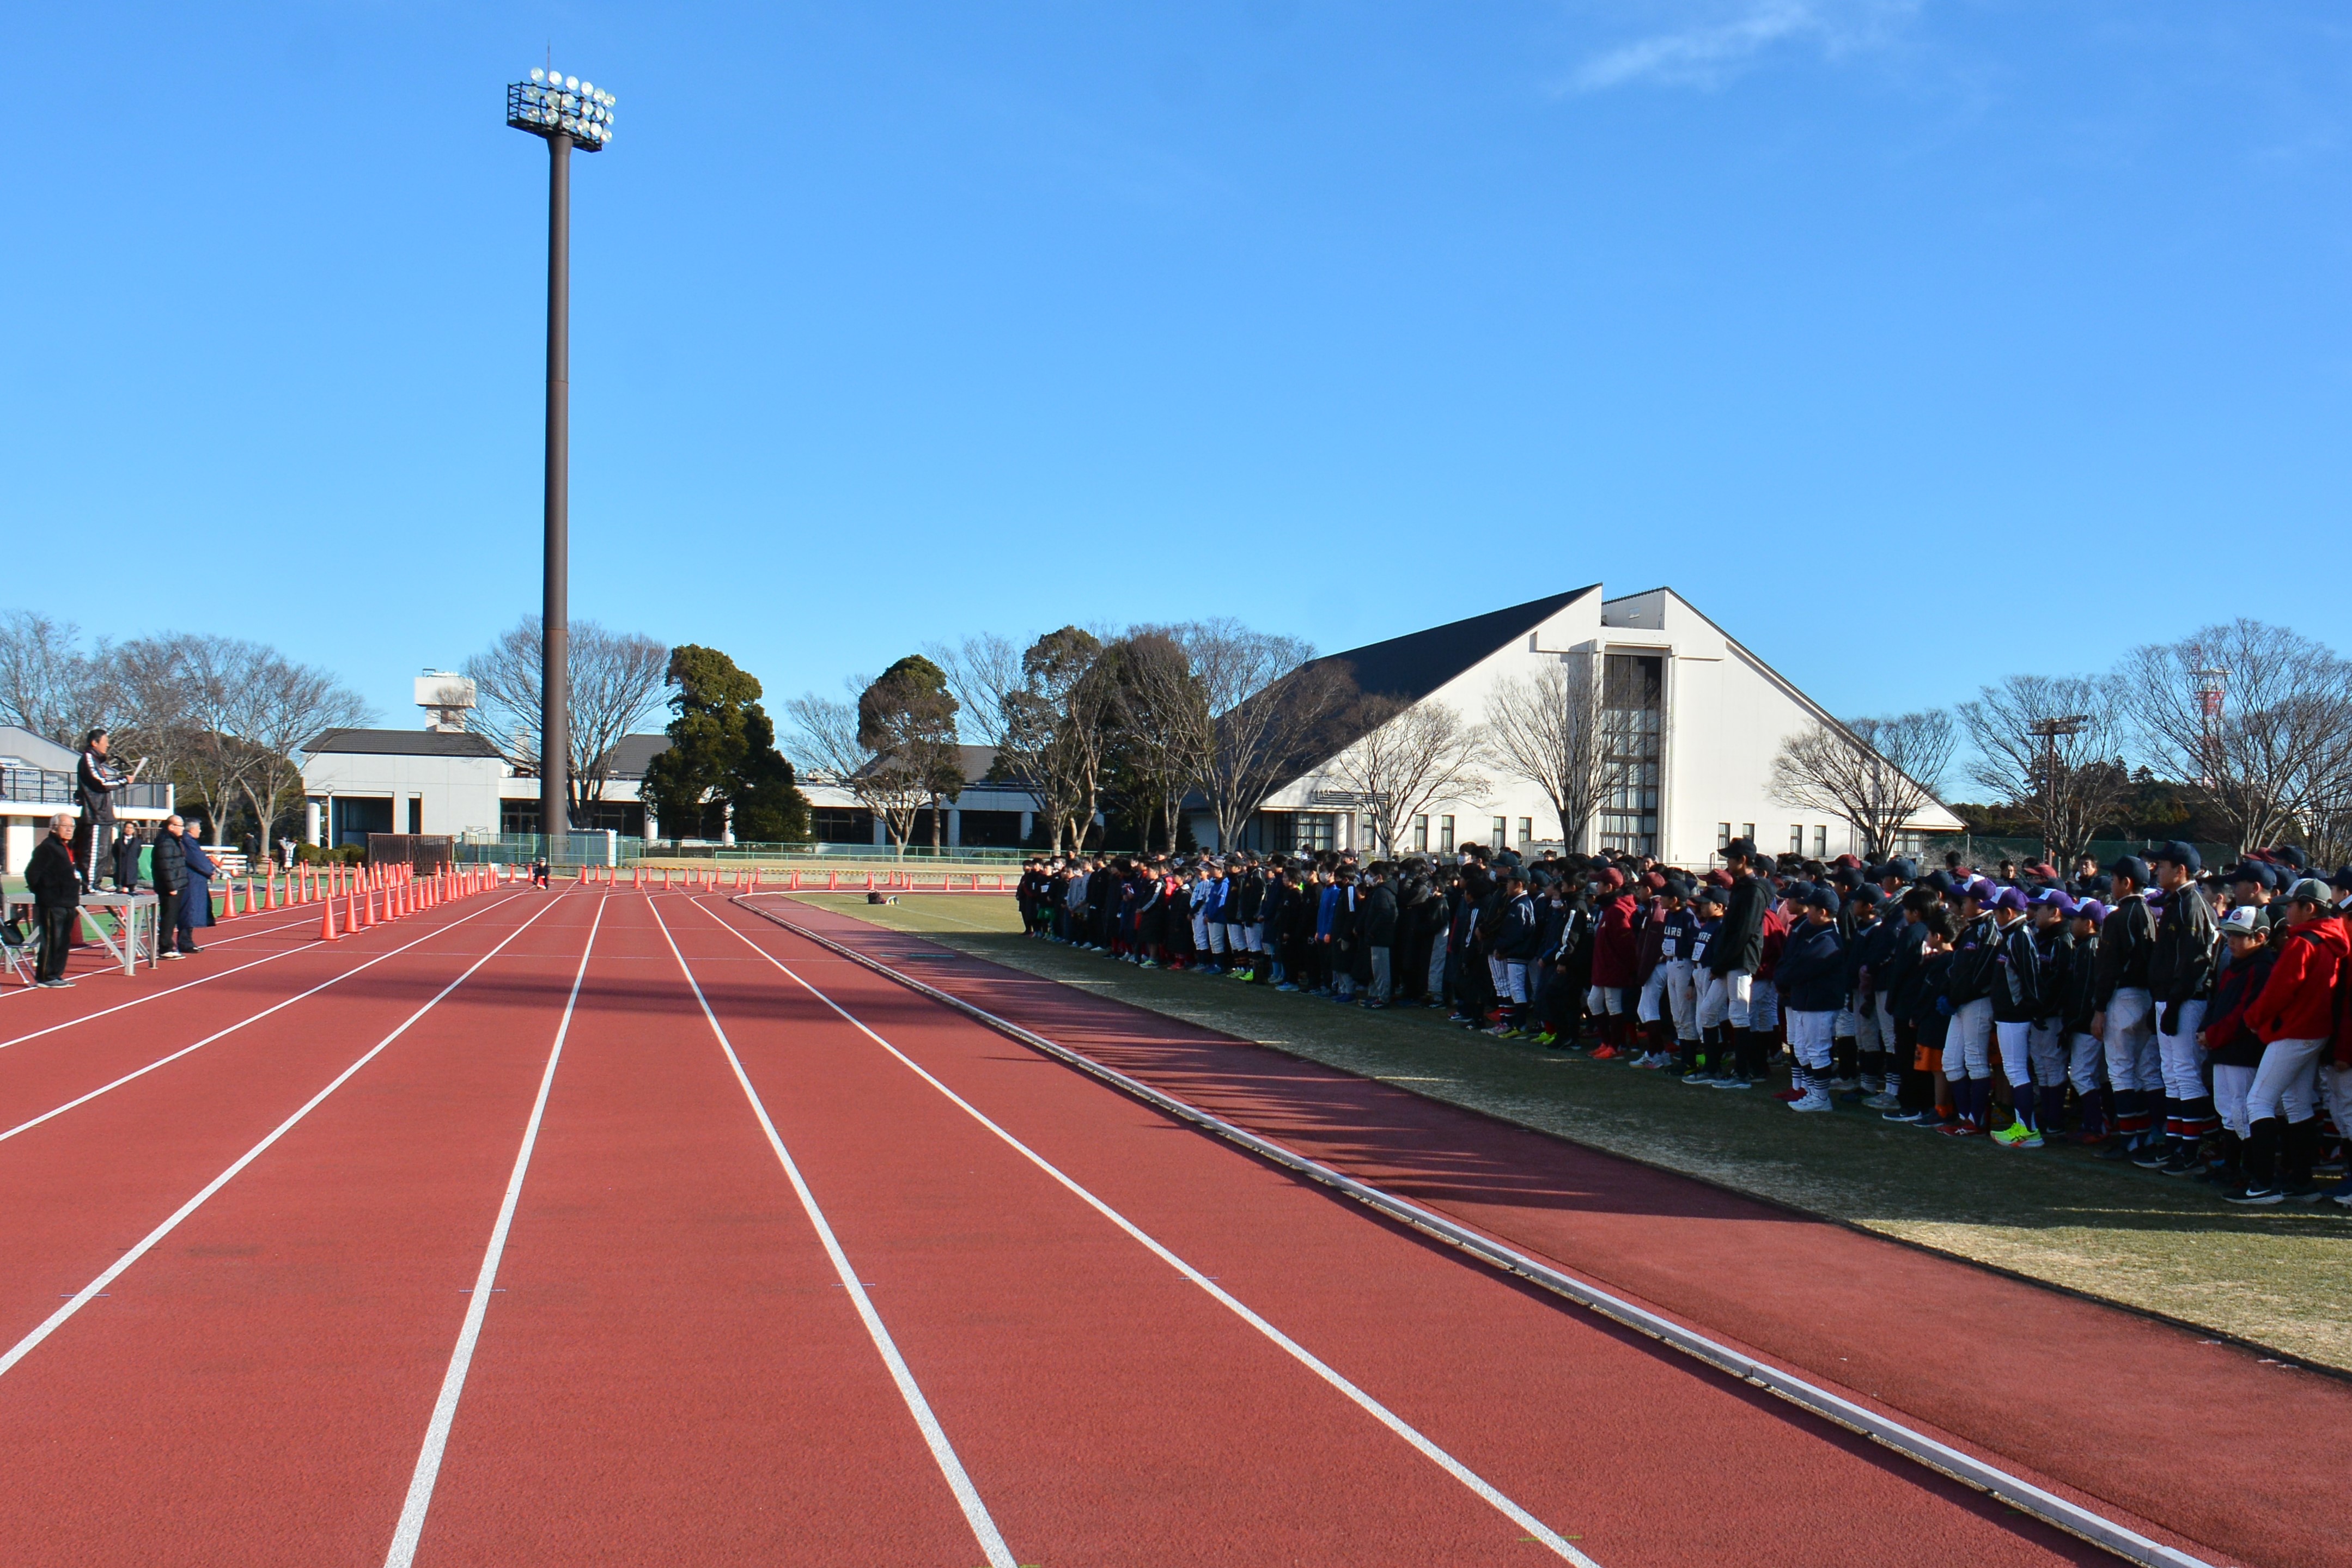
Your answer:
[507,69,617,148]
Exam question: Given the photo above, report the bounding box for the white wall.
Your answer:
[302,753,505,839]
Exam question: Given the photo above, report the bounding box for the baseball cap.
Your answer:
[2286,876,2336,907]
[2219,906,2265,938]
[1802,884,1841,914]
[2074,900,2108,927]
[2149,840,2202,874]
[1993,886,2030,913]
[2226,862,2278,890]
[2107,855,2152,886]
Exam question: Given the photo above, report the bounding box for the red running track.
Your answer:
[0,887,2265,1565]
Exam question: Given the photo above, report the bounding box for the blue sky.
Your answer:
[4,2,2347,738]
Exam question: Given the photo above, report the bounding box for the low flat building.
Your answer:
[302,729,666,845]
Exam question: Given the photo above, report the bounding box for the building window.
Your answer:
[811,807,876,844]
[407,797,423,834]
[1813,825,1829,859]
[1264,812,1335,853]
[1413,815,1429,852]
[1718,822,1731,850]
[1491,816,1507,850]
[1597,654,1662,857]
[1790,825,1804,856]
[1518,817,1532,847]
[1741,822,1754,842]
[1440,815,1455,852]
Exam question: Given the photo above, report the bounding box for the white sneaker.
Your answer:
[1790,1089,1834,1113]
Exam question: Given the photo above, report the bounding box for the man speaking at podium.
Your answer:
[74,728,129,894]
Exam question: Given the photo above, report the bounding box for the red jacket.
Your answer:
[1756,907,1789,983]
[2244,916,2347,1045]
[1591,894,1641,987]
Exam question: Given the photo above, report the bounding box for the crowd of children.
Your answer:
[1013,835,2352,1207]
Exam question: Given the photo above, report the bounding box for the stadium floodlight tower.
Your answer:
[506,66,617,849]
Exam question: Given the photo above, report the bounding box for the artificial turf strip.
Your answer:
[788,893,2352,1375]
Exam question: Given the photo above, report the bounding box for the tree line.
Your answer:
[1771,617,2352,866]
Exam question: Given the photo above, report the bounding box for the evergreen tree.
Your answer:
[643,645,811,843]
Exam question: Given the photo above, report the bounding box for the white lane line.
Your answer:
[647,900,1018,1568]
[381,895,607,1568]
[0,912,322,1009]
[0,894,522,1047]
[688,899,1593,1567]
[0,890,545,1148]
[0,893,572,1383]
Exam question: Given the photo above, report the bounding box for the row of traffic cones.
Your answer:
[319,862,494,943]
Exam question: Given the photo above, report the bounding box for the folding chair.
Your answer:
[0,911,33,987]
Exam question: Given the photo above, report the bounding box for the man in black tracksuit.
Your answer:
[1361,867,1399,1006]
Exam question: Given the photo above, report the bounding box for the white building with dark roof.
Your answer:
[301,728,672,845]
[1195,585,1962,867]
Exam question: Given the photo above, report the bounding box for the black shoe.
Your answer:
[2159,1146,2201,1176]
[2132,1140,2173,1170]
[2226,1183,2283,1206]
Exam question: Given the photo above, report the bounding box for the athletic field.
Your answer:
[0,882,2339,1566]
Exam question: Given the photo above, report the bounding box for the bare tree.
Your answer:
[926,632,1024,751]
[1484,656,1610,852]
[1769,710,1955,861]
[1181,620,1352,853]
[465,616,669,810]
[237,655,371,855]
[2118,620,2352,853]
[0,611,120,743]
[1321,696,1491,858]
[1957,675,2131,864]
[988,627,1113,854]
[782,687,935,853]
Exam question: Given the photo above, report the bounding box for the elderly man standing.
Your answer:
[149,815,190,961]
[26,813,82,988]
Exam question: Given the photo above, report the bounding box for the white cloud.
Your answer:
[1563,0,1920,93]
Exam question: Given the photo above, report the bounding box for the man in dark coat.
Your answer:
[74,729,129,893]
[27,813,82,987]
[112,824,144,893]
[149,814,191,960]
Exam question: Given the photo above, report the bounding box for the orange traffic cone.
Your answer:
[320,893,339,941]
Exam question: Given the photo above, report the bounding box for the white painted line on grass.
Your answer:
[690,899,1593,1566]
[0,890,544,1147]
[0,892,571,1383]
[648,899,1017,1568]
[381,895,607,1568]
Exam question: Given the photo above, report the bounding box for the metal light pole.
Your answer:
[507,69,617,850]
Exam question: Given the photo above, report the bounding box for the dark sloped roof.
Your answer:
[1310,586,1599,704]
[304,728,503,759]
[595,733,672,778]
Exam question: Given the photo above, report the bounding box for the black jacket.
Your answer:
[1775,920,1847,1012]
[113,834,143,888]
[2148,889,2219,1005]
[150,830,190,895]
[1492,891,1541,961]
[2033,926,2075,1026]
[2061,931,2100,1032]
[1710,871,1767,975]
[76,750,125,825]
[26,834,80,908]
[1362,882,1399,947]
[1988,916,2044,1022]
[2094,893,2155,1005]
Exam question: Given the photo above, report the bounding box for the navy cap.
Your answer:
[2149,840,2202,873]
[2332,865,2352,892]
[2107,855,2152,886]
[2074,900,2108,928]
[1802,884,1841,914]
[1924,869,1955,894]
[2226,862,2278,890]
[1994,886,2030,913]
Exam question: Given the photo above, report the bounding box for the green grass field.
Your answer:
[786,893,2352,1371]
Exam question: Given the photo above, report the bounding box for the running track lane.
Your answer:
[0,888,593,1565]
[389,894,1000,1568]
[0,889,555,1359]
[679,895,2107,1568]
[762,897,2335,1568]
